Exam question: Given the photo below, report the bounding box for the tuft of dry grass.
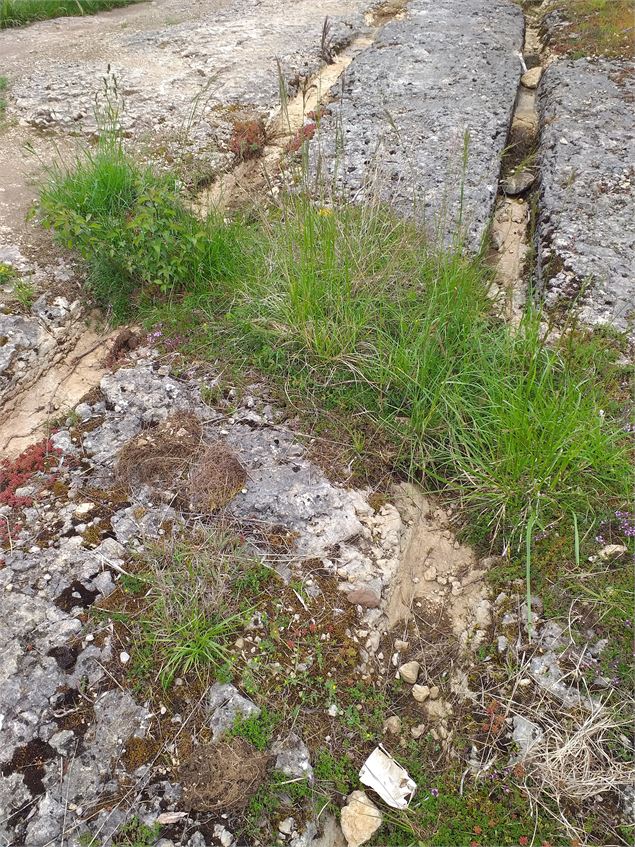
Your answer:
[116,411,246,512]
[516,703,634,804]
[180,737,269,811]
[116,410,203,494]
[188,442,247,511]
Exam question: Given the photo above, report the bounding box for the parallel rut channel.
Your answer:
[490,5,546,318]
[196,4,405,213]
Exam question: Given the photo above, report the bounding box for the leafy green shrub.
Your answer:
[39,138,245,319]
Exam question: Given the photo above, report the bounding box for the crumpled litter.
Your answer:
[359,744,417,809]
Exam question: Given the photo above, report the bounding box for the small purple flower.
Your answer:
[430,788,439,798]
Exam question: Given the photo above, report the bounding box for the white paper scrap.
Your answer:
[358,745,417,809]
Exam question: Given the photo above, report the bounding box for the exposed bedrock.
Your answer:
[3,0,370,149]
[311,0,524,248]
[536,59,635,332]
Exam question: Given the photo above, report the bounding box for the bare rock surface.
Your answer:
[537,59,635,331]
[312,0,524,247]
[0,346,415,844]
[1,0,369,147]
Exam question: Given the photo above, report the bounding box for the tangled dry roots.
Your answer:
[116,412,246,511]
[180,737,269,811]
[188,441,247,511]
[116,411,203,492]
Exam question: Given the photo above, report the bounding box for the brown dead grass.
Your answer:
[180,737,269,811]
[188,442,247,511]
[116,412,246,512]
[116,411,203,493]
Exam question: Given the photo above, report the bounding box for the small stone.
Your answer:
[412,684,430,702]
[383,716,401,734]
[428,686,440,700]
[74,502,96,517]
[346,586,381,608]
[423,565,437,581]
[340,790,383,847]
[497,635,508,653]
[366,631,381,654]
[213,825,233,847]
[119,651,130,664]
[521,66,542,89]
[598,544,627,561]
[394,639,409,652]
[328,703,339,717]
[278,817,295,835]
[502,170,536,196]
[410,723,426,739]
[398,661,420,684]
[234,637,245,649]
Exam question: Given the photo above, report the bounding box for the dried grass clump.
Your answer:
[515,702,634,805]
[180,737,269,811]
[116,413,246,512]
[188,441,247,511]
[116,411,203,492]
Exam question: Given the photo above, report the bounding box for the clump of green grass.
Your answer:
[0,0,140,29]
[40,145,630,553]
[39,135,247,320]
[0,75,8,118]
[232,194,630,546]
[111,530,262,690]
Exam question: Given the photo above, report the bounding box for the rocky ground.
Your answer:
[0,1,633,846]
[311,0,524,248]
[536,57,634,331]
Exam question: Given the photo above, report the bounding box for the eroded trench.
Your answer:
[490,6,546,316]
[196,3,406,213]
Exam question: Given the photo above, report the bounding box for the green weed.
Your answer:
[0,261,15,281]
[39,136,247,320]
[105,531,260,690]
[0,0,140,29]
[154,607,242,688]
[242,771,311,840]
[314,750,358,795]
[113,816,160,847]
[40,144,630,559]
[0,75,7,118]
[231,706,279,751]
[11,278,36,310]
